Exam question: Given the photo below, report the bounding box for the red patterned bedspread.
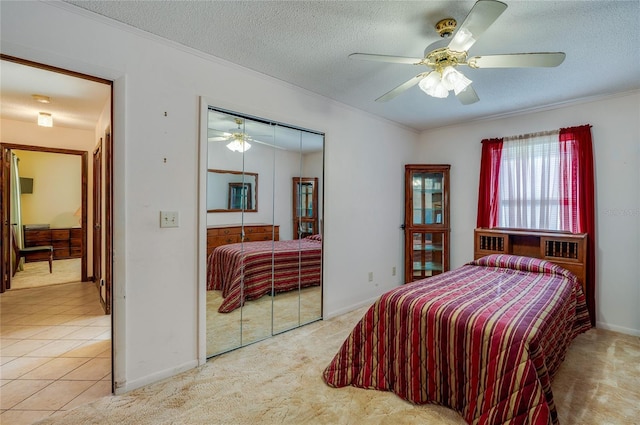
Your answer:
[207,238,321,313]
[323,254,591,425]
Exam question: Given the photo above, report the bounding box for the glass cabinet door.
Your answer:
[412,172,445,226]
[293,177,318,239]
[411,231,446,280]
[404,165,450,283]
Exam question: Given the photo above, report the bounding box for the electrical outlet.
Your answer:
[368,272,373,282]
[392,266,396,276]
[160,211,179,228]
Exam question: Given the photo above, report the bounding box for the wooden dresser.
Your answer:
[23,226,83,261]
[207,224,279,258]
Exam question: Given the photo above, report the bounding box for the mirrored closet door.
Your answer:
[204,105,324,357]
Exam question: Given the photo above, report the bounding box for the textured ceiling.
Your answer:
[21,1,640,131]
[62,0,640,131]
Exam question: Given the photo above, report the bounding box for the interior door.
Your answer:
[1,147,11,292]
[93,141,103,299]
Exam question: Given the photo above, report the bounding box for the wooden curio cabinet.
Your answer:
[404,164,450,283]
[293,177,318,239]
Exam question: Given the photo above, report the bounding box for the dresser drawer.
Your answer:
[24,230,51,245]
[52,240,69,249]
[244,225,275,235]
[23,227,82,260]
[54,248,71,258]
[208,227,243,237]
[243,232,275,242]
[208,234,241,247]
[207,224,279,257]
[51,229,70,240]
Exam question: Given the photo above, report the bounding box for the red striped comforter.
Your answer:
[207,238,321,313]
[323,254,591,425]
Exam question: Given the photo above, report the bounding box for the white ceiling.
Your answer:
[61,0,640,131]
[2,2,638,133]
[0,60,111,131]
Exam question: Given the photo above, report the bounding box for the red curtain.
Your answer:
[477,138,503,228]
[559,125,596,326]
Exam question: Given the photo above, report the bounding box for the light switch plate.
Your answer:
[160,211,179,228]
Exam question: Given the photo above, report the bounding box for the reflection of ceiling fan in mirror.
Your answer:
[208,118,256,152]
[350,0,566,105]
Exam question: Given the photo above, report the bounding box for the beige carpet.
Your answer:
[206,286,322,356]
[32,305,640,425]
[10,259,81,290]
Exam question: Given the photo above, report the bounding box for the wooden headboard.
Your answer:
[474,228,588,293]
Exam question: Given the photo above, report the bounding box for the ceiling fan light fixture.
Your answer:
[441,66,473,95]
[226,139,251,152]
[32,94,51,104]
[418,71,449,98]
[450,28,476,52]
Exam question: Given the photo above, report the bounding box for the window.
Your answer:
[497,132,565,230]
[228,183,251,210]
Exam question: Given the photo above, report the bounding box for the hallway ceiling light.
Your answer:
[38,112,53,127]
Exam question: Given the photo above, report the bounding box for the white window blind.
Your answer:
[497,130,568,231]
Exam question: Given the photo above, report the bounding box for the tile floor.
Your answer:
[0,281,112,425]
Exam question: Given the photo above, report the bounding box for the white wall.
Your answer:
[15,150,81,228]
[1,1,417,392]
[1,118,95,152]
[417,91,640,336]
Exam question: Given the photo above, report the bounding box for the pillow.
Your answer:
[469,254,576,281]
[305,234,322,241]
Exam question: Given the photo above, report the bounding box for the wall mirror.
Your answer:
[204,105,324,357]
[207,169,258,212]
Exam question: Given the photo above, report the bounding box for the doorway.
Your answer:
[4,146,87,288]
[0,55,114,400]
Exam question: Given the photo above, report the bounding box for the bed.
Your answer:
[207,235,322,313]
[322,253,591,425]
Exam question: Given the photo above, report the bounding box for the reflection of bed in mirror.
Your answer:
[207,235,322,312]
[204,103,325,357]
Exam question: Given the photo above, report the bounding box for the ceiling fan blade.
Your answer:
[456,84,480,105]
[448,0,508,52]
[468,52,566,68]
[208,136,230,142]
[250,139,287,150]
[375,73,428,102]
[349,53,423,65]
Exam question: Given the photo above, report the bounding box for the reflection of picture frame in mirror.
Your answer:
[228,183,251,210]
[207,169,258,212]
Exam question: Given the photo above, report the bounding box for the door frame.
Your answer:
[1,147,11,292]
[0,144,89,284]
[93,140,103,291]
[0,53,115,392]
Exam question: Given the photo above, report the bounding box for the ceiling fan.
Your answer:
[208,118,265,152]
[350,0,565,105]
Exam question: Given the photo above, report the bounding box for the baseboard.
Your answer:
[324,295,379,320]
[596,321,640,337]
[114,359,199,395]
